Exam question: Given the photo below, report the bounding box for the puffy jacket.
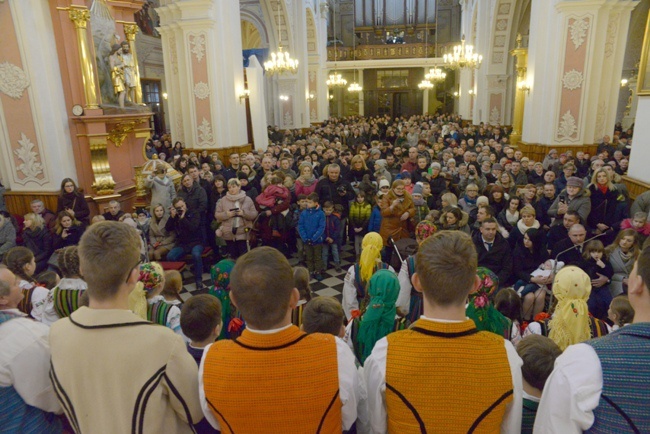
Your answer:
[214,191,258,241]
[367,205,382,233]
[22,227,53,264]
[324,214,342,245]
[298,207,325,244]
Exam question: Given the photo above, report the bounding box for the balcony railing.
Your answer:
[327,43,457,62]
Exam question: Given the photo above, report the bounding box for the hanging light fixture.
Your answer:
[426,67,446,83]
[418,80,433,90]
[443,35,483,70]
[264,0,298,74]
[418,0,444,90]
[328,0,347,88]
[347,3,362,93]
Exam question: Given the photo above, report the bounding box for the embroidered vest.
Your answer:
[521,397,539,434]
[0,312,62,433]
[202,326,342,433]
[17,286,37,317]
[52,287,85,319]
[537,316,609,339]
[147,300,173,327]
[385,319,513,433]
[404,256,423,324]
[585,323,650,434]
[354,262,390,311]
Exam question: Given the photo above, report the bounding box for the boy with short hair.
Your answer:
[298,193,326,281]
[200,247,359,432]
[302,296,346,336]
[412,182,430,225]
[322,201,343,272]
[365,231,523,433]
[515,335,562,434]
[180,294,223,366]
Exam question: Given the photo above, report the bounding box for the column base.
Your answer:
[509,132,522,147]
[517,141,598,161]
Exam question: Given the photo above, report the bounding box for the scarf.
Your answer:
[359,232,384,283]
[356,270,400,364]
[297,173,317,187]
[505,210,519,225]
[226,191,246,230]
[466,267,511,338]
[463,195,477,206]
[516,219,540,234]
[548,266,592,351]
[209,259,238,339]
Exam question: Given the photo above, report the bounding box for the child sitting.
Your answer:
[582,240,614,320]
[620,211,650,245]
[3,247,49,322]
[180,294,222,365]
[36,270,60,290]
[291,266,313,328]
[42,246,88,326]
[516,335,562,434]
[411,182,430,225]
[162,270,184,305]
[494,287,524,345]
[255,175,291,238]
[349,191,372,260]
[608,295,635,330]
[298,193,325,281]
[322,201,342,272]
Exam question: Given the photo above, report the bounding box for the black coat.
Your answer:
[53,224,85,250]
[587,185,619,229]
[22,227,53,264]
[551,238,585,268]
[315,177,355,217]
[56,192,90,225]
[513,242,549,283]
[165,210,202,248]
[178,183,208,216]
[472,232,513,285]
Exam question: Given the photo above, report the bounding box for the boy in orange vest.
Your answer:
[364,231,523,433]
[199,246,359,432]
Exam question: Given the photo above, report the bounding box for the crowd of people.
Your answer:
[1,114,649,433]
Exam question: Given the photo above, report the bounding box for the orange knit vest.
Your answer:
[202,325,342,434]
[386,319,513,433]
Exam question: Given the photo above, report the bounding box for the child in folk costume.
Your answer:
[162,270,184,306]
[608,295,634,331]
[3,247,49,322]
[342,232,395,320]
[291,266,312,328]
[41,246,87,326]
[465,267,513,340]
[208,259,244,339]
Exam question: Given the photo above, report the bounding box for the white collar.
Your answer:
[246,323,293,334]
[420,315,467,324]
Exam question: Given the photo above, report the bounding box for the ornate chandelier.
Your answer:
[426,67,447,83]
[443,35,482,70]
[348,82,362,92]
[418,79,434,90]
[265,1,298,75]
[327,72,347,87]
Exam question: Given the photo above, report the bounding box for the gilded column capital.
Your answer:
[123,23,139,42]
[68,8,90,30]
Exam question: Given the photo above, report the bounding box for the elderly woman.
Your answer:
[508,205,541,249]
[548,176,591,226]
[22,213,53,274]
[524,266,609,350]
[379,180,415,247]
[215,178,258,259]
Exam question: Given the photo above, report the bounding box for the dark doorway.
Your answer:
[141,79,166,136]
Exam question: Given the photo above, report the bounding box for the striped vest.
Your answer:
[52,287,85,319]
[585,323,650,434]
[18,286,37,317]
[521,397,539,434]
[147,300,173,326]
[0,311,62,433]
[385,319,513,433]
[202,326,342,433]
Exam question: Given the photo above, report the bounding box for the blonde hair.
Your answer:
[350,155,368,171]
[359,232,384,283]
[162,270,183,302]
[23,213,45,231]
[441,192,458,207]
[590,168,615,190]
[520,205,536,218]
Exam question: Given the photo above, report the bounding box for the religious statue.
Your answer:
[109,43,126,108]
[120,41,137,104]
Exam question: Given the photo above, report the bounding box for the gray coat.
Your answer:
[631,190,650,221]
[609,247,635,297]
[0,184,6,212]
[144,175,176,212]
[547,188,591,226]
[0,218,16,260]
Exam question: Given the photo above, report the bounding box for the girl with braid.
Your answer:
[3,247,49,322]
[41,246,87,326]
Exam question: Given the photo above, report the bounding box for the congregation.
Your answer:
[1,113,650,433]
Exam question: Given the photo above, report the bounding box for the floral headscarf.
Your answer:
[465,267,511,338]
[128,262,164,319]
[415,220,438,244]
[209,259,242,339]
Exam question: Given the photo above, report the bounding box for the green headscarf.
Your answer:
[465,267,512,339]
[209,259,236,339]
[356,269,400,364]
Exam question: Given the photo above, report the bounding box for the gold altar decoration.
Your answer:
[121,22,144,104]
[510,34,528,147]
[65,6,100,109]
[107,121,138,147]
[89,137,116,196]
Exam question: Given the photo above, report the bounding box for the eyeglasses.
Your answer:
[125,260,143,284]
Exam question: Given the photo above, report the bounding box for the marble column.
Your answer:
[522,0,637,147]
[357,69,364,116]
[245,55,269,150]
[158,0,247,149]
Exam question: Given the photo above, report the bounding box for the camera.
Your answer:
[337,185,347,194]
[175,207,183,213]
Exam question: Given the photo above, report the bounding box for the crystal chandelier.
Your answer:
[327,72,347,87]
[418,80,433,90]
[347,4,362,94]
[264,1,298,75]
[443,35,483,70]
[348,82,362,92]
[426,67,447,83]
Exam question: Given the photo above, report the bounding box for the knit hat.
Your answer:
[566,176,583,188]
[412,183,423,196]
[356,270,400,364]
[379,179,390,189]
[237,171,248,181]
[430,162,441,170]
[298,161,312,173]
[374,159,387,169]
[370,148,381,156]
[415,220,438,244]
[549,266,592,351]
[399,171,411,179]
[477,195,489,206]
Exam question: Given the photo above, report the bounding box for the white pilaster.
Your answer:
[246,55,269,150]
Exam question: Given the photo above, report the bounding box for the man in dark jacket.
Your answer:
[166,197,205,289]
[551,224,587,268]
[536,183,557,228]
[472,218,513,287]
[315,164,355,218]
[428,162,447,207]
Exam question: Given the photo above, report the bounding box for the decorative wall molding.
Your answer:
[13,133,44,182]
[594,101,606,139]
[557,110,577,140]
[489,106,500,124]
[169,34,178,75]
[0,62,30,99]
[562,69,584,90]
[189,33,206,62]
[604,13,620,59]
[569,18,590,50]
[193,82,210,100]
[197,117,213,145]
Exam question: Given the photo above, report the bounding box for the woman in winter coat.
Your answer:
[587,168,620,235]
[144,166,176,213]
[22,213,53,274]
[56,178,90,225]
[215,178,258,259]
[0,211,17,263]
[379,180,415,246]
[547,176,591,226]
[294,162,318,197]
[148,204,176,261]
[606,229,639,297]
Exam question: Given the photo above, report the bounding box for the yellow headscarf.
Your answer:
[548,266,592,351]
[359,232,384,283]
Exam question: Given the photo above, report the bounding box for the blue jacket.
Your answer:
[324,214,342,245]
[368,205,382,233]
[298,207,325,244]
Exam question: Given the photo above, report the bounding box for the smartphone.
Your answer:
[230,208,240,212]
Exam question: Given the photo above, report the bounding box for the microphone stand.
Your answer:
[552,229,612,279]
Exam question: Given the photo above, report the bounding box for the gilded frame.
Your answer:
[638,12,650,95]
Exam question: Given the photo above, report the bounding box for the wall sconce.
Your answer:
[328,94,334,100]
[468,89,475,96]
[238,89,250,103]
[453,91,459,98]
[307,92,316,101]
[621,78,629,87]
[518,81,531,94]
[162,92,168,100]
[279,95,289,101]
